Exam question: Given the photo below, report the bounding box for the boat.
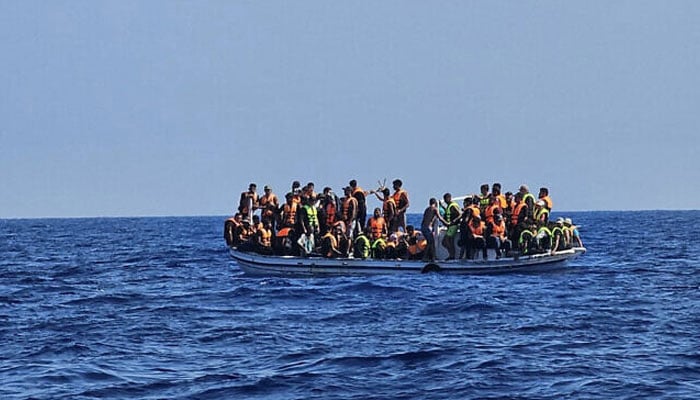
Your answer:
[228,192,586,276]
[230,246,587,277]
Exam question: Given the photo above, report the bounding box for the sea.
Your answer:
[2,211,699,400]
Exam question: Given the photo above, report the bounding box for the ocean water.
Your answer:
[2,211,699,399]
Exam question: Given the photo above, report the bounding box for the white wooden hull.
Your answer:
[229,247,586,277]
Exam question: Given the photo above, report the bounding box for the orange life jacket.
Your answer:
[259,228,272,247]
[342,197,357,221]
[392,189,408,210]
[496,194,507,209]
[322,232,338,257]
[491,220,506,239]
[369,217,386,240]
[484,204,501,224]
[511,202,527,225]
[467,205,481,219]
[259,194,278,218]
[383,197,396,219]
[276,227,291,238]
[283,203,297,226]
[470,221,485,236]
[324,202,337,226]
[540,195,553,210]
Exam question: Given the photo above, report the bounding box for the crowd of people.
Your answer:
[224,179,583,262]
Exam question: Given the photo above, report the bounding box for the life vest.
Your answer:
[534,207,549,223]
[276,227,291,238]
[469,221,485,236]
[383,197,396,219]
[522,193,536,205]
[324,202,337,226]
[444,201,460,224]
[519,230,535,253]
[484,204,501,224]
[239,192,258,215]
[478,195,490,210]
[467,205,481,219]
[408,239,428,255]
[368,216,386,240]
[322,232,337,257]
[491,220,506,239]
[511,202,528,225]
[342,197,357,221]
[496,194,507,209]
[259,228,272,247]
[392,189,408,210]
[537,226,553,249]
[304,205,318,229]
[540,195,553,210]
[562,226,572,246]
[354,235,370,259]
[519,230,535,245]
[283,203,297,226]
[259,194,277,218]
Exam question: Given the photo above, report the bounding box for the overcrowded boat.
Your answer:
[225,179,586,276]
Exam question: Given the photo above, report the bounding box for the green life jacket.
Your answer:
[537,226,553,249]
[522,193,535,205]
[519,230,535,245]
[304,205,318,228]
[534,207,549,222]
[445,201,460,224]
[354,235,370,259]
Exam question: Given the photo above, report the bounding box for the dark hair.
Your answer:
[349,179,357,187]
[393,179,402,187]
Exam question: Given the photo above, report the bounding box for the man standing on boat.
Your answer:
[392,179,410,232]
[421,198,449,262]
[349,180,368,232]
[441,193,462,260]
[238,183,259,218]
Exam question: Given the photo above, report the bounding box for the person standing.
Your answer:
[259,185,279,233]
[349,180,368,231]
[238,183,259,218]
[420,198,449,262]
[441,193,461,260]
[392,179,410,232]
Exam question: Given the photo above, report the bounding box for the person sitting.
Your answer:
[321,222,348,258]
[255,220,273,255]
[366,207,388,258]
[550,218,566,254]
[534,223,553,253]
[565,218,584,247]
[405,225,427,260]
[487,213,512,259]
[274,226,296,256]
[353,231,371,259]
[224,213,242,247]
[518,224,538,255]
[466,215,487,260]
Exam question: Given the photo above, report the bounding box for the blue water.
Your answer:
[2,211,699,399]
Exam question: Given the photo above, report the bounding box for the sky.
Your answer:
[1,1,699,218]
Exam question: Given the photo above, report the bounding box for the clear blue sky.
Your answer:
[2,1,699,218]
